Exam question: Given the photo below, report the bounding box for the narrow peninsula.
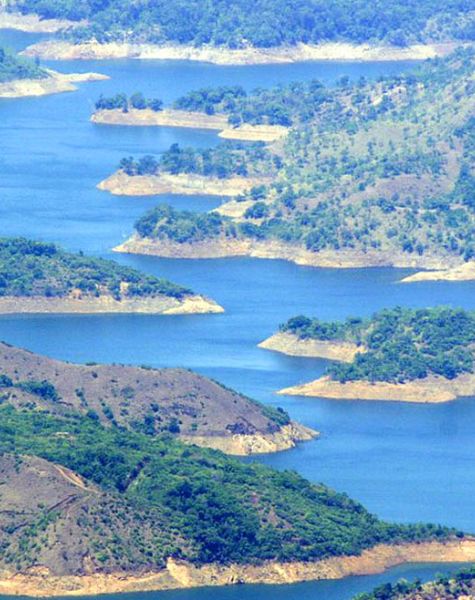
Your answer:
[113,50,475,279]
[91,91,289,142]
[99,143,274,197]
[0,238,222,314]
[263,307,475,403]
[0,340,315,454]
[0,46,107,98]
[11,0,472,63]
[0,386,473,596]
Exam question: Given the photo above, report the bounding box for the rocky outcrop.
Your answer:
[0,10,80,32]
[181,422,318,455]
[259,332,365,362]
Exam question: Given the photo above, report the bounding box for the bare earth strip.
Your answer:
[259,332,365,362]
[113,235,463,270]
[0,294,224,315]
[278,373,475,403]
[0,70,108,99]
[99,171,267,197]
[1,539,475,596]
[401,261,475,283]
[91,109,288,142]
[22,40,460,64]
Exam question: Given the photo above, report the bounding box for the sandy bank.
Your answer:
[99,171,266,197]
[0,69,108,99]
[279,373,475,403]
[0,293,223,315]
[22,40,458,64]
[401,261,475,283]
[91,108,288,141]
[181,421,318,455]
[113,235,459,271]
[1,539,475,596]
[0,10,80,32]
[259,332,364,362]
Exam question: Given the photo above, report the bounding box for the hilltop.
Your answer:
[115,49,475,280]
[0,45,106,98]
[0,403,473,596]
[9,0,474,63]
[264,307,475,402]
[0,237,222,314]
[0,340,315,454]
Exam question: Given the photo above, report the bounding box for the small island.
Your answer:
[113,50,475,278]
[261,307,475,403]
[98,143,275,197]
[91,92,289,142]
[0,340,316,454]
[0,45,107,98]
[0,383,473,596]
[0,237,223,314]
[355,565,475,600]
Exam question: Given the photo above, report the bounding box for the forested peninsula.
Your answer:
[0,45,107,98]
[265,307,475,403]
[114,50,475,280]
[0,238,222,314]
[8,0,474,63]
[355,566,475,600]
[0,371,473,595]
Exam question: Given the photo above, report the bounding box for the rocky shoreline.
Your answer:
[181,421,318,455]
[91,108,288,141]
[278,373,475,403]
[1,539,474,596]
[21,39,458,64]
[0,10,79,32]
[113,234,463,271]
[0,293,224,315]
[259,332,364,362]
[401,261,475,283]
[99,171,266,197]
[0,70,108,99]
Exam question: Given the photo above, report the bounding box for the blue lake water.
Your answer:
[1,29,474,598]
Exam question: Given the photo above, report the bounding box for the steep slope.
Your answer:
[0,341,315,454]
[0,408,473,596]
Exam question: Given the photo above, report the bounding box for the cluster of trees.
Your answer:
[0,375,60,402]
[174,81,332,126]
[95,93,163,112]
[355,566,475,600]
[120,142,275,179]
[0,403,459,566]
[283,307,475,384]
[0,46,45,83]
[135,205,225,244]
[13,0,475,47]
[0,238,190,300]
